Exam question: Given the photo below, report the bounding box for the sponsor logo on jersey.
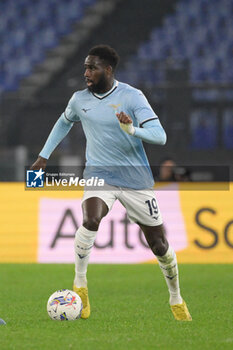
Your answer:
[82,108,91,113]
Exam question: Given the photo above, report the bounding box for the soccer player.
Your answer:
[31,45,192,321]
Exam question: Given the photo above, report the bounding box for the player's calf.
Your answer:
[139,223,191,319]
[74,226,96,288]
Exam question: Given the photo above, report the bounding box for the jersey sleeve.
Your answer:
[64,93,80,122]
[133,119,167,145]
[129,89,158,127]
[39,114,74,159]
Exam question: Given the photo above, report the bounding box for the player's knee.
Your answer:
[150,237,168,257]
[82,216,102,231]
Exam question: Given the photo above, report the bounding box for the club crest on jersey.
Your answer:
[109,104,121,110]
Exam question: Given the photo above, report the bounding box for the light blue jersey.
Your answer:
[40,80,166,189]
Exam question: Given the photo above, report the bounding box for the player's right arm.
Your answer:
[30,94,78,170]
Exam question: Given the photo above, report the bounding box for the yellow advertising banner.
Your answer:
[178,183,233,263]
[0,183,82,263]
[0,182,232,263]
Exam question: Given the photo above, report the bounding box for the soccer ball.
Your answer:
[47,289,83,321]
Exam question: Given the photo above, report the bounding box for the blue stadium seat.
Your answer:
[120,0,233,91]
[190,109,218,149]
[1,0,97,93]
[223,110,233,149]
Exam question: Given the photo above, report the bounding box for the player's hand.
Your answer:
[30,156,47,170]
[116,112,135,135]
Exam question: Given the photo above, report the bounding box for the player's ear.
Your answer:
[106,65,113,76]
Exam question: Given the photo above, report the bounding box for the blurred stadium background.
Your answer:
[0,0,233,262]
[0,2,233,348]
[0,0,232,181]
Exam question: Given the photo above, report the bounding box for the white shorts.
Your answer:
[82,184,163,226]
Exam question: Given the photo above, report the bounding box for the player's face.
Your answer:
[84,55,112,93]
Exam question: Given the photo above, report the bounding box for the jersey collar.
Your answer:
[92,80,119,100]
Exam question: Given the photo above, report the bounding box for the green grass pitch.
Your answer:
[0,264,232,350]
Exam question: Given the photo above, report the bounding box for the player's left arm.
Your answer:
[117,89,167,145]
[116,112,167,145]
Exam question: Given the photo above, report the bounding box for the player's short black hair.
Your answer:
[88,45,120,71]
